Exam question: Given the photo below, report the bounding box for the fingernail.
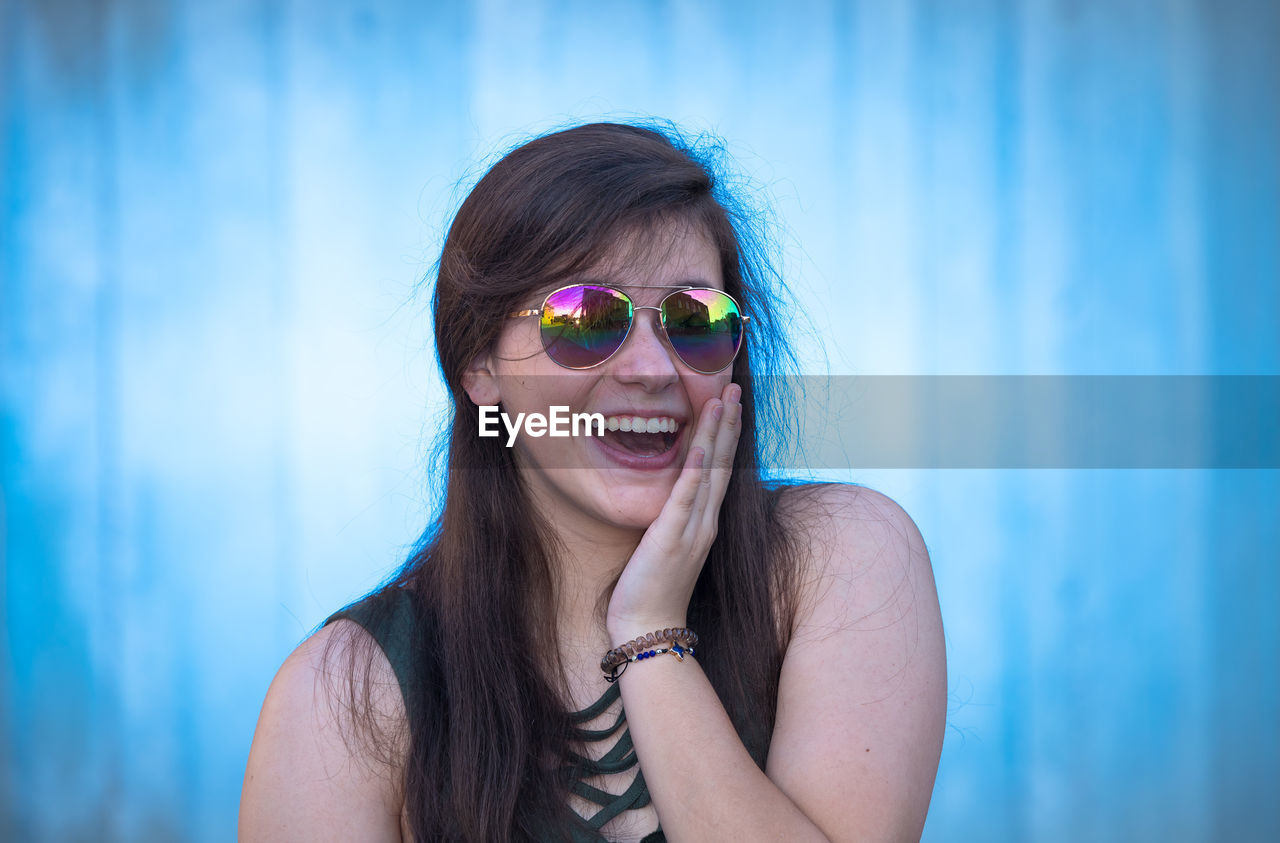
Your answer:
[712,402,724,422]
[731,384,742,403]
[693,447,705,468]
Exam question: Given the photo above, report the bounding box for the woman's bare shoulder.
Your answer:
[767,481,946,840]
[240,619,407,842]
[775,481,929,582]
[775,480,914,527]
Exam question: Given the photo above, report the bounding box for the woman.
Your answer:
[241,122,946,842]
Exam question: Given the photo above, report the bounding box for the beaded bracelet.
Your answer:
[603,642,696,683]
[600,627,699,672]
[601,627,699,682]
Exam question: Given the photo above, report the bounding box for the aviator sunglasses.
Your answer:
[508,284,749,374]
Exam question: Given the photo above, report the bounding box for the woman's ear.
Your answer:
[461,351,501,407]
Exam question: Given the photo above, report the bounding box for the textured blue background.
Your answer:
[2,1,1277,840]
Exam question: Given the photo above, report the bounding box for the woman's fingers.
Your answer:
[667,441,706,517]
[701,382,741,529]
[662,391,721,526]
[688,396,719,511]
[652,384,741,548]
[688,383,741,535]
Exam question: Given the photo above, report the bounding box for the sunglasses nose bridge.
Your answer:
[633,304,671,342]
[631,304,664,334]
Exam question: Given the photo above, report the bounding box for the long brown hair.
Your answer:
[327,122,812,841]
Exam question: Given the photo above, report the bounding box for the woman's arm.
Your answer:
[766,484,946,839]
[613,481,946,841]
[239,620,407,842]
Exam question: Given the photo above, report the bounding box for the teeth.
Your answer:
[602,415,680,434]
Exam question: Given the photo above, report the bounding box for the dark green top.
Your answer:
[324,587,666,843]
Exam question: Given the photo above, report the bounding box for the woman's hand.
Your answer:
[605,381,743,643]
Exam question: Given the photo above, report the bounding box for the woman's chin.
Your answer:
[595,486,671,530]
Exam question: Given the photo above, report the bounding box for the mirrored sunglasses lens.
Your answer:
[540,286,632,368]
[662,289,743,372]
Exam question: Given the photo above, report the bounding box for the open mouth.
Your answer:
[599,428,679,457]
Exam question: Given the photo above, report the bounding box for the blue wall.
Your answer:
[2,1,1277,840]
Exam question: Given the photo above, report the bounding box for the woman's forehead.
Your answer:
[513,221,724,310]
[570,226,721,289]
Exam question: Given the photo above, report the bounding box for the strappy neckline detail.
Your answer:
[327,591,667,842]
[565,683,664,841]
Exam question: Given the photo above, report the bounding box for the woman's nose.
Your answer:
[610,309,679,385]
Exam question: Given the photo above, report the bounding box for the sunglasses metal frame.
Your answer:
[507,283,750,374]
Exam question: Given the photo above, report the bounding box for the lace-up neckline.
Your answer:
[565,682,665,842]
[323,589,669,841]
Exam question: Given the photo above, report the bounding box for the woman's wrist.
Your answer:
[600,624,699,683]
[606,616,688,647]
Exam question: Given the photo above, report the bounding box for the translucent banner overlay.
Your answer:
[465,376,1279,469]
[769,376,1279,469]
